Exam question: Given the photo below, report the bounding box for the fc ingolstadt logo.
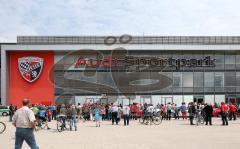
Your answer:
[18,56,44,83]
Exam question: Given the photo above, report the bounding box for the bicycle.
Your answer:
[0,121,6,134]
[35,119,47,131]
[140,110,162,125]
[57,116,72,132]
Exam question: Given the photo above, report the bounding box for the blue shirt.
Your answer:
[38,110,46,118]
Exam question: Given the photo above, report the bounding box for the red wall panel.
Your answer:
[8,51,54,107]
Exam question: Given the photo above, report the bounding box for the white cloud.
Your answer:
[0,0,240,42]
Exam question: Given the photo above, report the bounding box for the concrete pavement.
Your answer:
[0,116,240,149]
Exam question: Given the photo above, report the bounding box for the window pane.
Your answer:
[183,72,193,87]
[204,72,214,87]
[152,95,161,106]
[194,72,203,87]
[173,95,183,106]
[236,55,240,69]
[237,72,240,86]
[225,55,235,69]
[225,72,236,86]
[183,95,193,105]
[108,96,119,105]
[214,72,224,87]
[173,72,182,87]
[214,54,224,69]
[122,98,129,106]
[215,95,225,105]
[204,95,214,105]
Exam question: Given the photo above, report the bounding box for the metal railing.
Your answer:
[17,36,240,45]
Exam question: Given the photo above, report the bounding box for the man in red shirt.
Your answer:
[220,102,228,126]
[229,103,237,121]
[131,103,138,120]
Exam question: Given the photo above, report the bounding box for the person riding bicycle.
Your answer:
[146,104,154,124]
[38,107,51,129]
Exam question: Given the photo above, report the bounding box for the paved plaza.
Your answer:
[0,116,240,149]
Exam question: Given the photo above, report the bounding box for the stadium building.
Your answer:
[1,36,240,107]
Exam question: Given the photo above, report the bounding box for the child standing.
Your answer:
[93,104,101,127]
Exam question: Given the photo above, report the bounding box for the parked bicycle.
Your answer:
[140,109,162,125]
[0,121,6,134]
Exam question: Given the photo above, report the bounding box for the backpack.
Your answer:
[39,110,46,118]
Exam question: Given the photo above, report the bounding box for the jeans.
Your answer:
[59,116,66,127]
[123,114,130,125]
[15,128,39,149]
[229,112,236,120]
[70,115,77,131]
[221,113,228,125]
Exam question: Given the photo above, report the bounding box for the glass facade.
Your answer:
[55,50,240,105]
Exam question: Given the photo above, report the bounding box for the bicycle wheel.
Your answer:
[153,116,162,125]
[41,121,47,129]
[144,117,150,125]
[0,122,6,134]
[57,121,63,132]
[139,116,144,124]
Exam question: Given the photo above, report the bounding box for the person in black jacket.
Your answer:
[203,103,213,125]
[9,104,15,122]
[188,102,196,125]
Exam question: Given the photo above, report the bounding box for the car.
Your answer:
[0,105,10,116]
[213,108,221,117]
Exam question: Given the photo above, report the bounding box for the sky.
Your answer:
[0,0,240,42]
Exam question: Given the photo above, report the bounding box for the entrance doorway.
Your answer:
[100,98,108,104]
[194,96,204,104]
[162,96,173,105]
[226,96,237,104]
[140,95,152,105]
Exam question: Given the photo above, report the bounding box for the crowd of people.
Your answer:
[7,98,240,149]
[9,100,240,128]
